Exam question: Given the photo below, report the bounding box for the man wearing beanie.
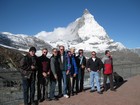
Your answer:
[29,47,36,52]
[20,46,38,105]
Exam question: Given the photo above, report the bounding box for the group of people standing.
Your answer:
[20,46,115,105]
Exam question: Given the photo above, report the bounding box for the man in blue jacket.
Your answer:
[69,48,79,96]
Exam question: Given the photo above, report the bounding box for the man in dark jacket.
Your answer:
[77,49,86,92]
[87,51,103,94]
[37,48,50,102]
[20,46,38,105]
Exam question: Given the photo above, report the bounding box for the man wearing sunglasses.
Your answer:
[37,48,51,102]
[57,45,70,98]
[87,51,103,94]
[77,49,86,92]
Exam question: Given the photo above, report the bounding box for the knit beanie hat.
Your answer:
[29,46,36,52]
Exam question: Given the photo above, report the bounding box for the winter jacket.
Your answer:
[20,53,38,79]
[77,55,86,79]
[77,55,86,68]
[58,51,71,71]
[102,55,113,74]
[69,54,78,75]
[86,57,103,72]
[38,55,50,78]
[50,55,59,80]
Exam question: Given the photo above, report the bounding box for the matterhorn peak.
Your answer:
[83,9,90,15]
[36,9,126,52]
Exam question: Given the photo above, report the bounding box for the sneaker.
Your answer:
[97,91,103,94]
[57,94,63,98]
[103,88,107,92]
[71,93,74,96]
[30,101,36,105]
[46,98,51,101]
[64,94,69,98]
[110,89,116,92]
[90,90,95,93]
[51,97,58,101]
[39,98,45,102]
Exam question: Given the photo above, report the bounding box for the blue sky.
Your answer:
[0,0,140,48]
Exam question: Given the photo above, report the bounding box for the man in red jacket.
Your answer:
[102,50,116,92]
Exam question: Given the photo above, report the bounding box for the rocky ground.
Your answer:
[0,45,24,69]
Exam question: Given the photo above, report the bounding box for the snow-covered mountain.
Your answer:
[0,9,126,53]
[0,32,52,52]
[36,9,126,52]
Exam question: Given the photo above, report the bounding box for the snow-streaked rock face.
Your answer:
[36,9,126,52]
[0,32,52,52]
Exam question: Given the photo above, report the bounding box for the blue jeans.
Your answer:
[50,80,56,99]
[57,71,68,95]
[62,71,67,95]
[90,71,101,92]
[22,78,35,105]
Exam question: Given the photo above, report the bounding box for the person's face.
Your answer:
[71,49,75,54]
[59,46,64,54]
[42,50,48,56]
[106,51,111,57]
[68,51,71,56]
[53,50,58,56]
[79,50,83,56]
[91,52,96,58]
[29,51,36,56]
